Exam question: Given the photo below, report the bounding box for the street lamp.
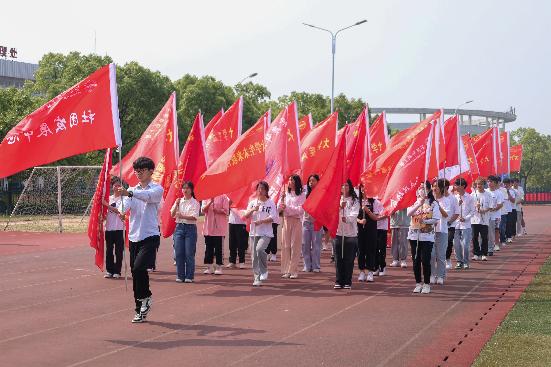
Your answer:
[238,72,258,84]
[454,100,474,116]
[303,20,367,113]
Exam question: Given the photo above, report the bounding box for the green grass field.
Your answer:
[473,256,551,367]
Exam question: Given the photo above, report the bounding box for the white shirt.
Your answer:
[514,186,525,210]
[229,208,246,225]
[453,192,475,229]
[105,195,124,231]
[336,196,360,237]
[471,190,492,226]
[436,196,452,234]
[486,188,504,220]
[407,199,441,242]
[248,198,278,238]
[501,187,516,213]
[119,182,163,242]
[444,194,460,227]
[171,197,200,225]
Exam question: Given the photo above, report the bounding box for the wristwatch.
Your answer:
[128,190,133,198]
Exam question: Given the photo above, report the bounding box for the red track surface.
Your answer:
[1,206,549,367]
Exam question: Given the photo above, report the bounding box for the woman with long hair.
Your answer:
[302,174,322,272]
[407,182,441,294]
[201,194,230,275]
[430,178,451,285]
[356,184,380,283]
[279,174,306,279]
[244,181,278,286]
[334,179,360,289]
[170,181,200,283]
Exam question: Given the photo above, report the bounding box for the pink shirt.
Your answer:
[201,195,230,236]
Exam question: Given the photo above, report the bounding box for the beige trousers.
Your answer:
[281,216,302,275]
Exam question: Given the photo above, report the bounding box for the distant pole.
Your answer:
[238,72,258,85]
[303,20,367,114]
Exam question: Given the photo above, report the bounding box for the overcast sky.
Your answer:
[4,0,550,134]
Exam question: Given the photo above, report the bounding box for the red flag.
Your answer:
[298,113,313,141]
[473,128,498,176]
[205,97,243,167]
[343,107,369,186]
[510,145,523,172]
[300,112,338,181]
[442,115,470,179]
[461,134,480,179]
[204,109,224,142]
[88,149,112,270]
[303,124,349,238]
[361,121,434,216]
[0,64,121,178]
[160,113,208,237]
[498,131,510,175]
[195,114,265,201]
[368,111,390,160]
[111,92,178,196]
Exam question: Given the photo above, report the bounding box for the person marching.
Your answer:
[444,179,460,269]
[302,174,323,273]
[334,179,360,290]
[486,176,504,255]
[504,178,518,242]
[117,157,163,323]
[430,179,450,285]
[471,177,492,261]
[279,174,306,279]
[244,181,278,286]
[357,184,381,283]
[170,181,200,283]
[103,177,125,279]
[375,204,389,276]
[407,182,441,294]
[227,204,249,269]
[453,178,475,269]
[202,195,230,275]
[512,178,526,235]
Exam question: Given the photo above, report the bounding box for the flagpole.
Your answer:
[119,147,128,291]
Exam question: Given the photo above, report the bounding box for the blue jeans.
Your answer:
[453,228,472,265]
[174,223,197,280]
[302,221,322,271]
[431,232,448,278]
[499,214,508,244]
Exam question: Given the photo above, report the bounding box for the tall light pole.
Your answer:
[303,20,367,113]
[454,100,474,116]
[238,72,258,85]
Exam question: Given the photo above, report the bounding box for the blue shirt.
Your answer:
[119,181,163,242]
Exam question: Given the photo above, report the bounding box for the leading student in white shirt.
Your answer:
[117,157,163,324]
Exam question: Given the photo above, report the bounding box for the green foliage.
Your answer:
[0,87,44,139]
[510,128,551,190]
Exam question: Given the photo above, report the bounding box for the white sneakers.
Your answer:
[203,265,213,274]
[507,238,513,243]
[436,277,444,285]
[481,255,488,261]
[400,261,407,268]
[239,263,245,269]
[373,270,380,276]
[253,278,262,286]
[104,272,113,278]
[358,271,366,282]
[367,272,374,282]
[313,268,320,273]
[260,272,268,281]
[430,275,436,284]
[226,263,235,268]
[472,255,480,261]
[176,278,184,283]
[379,268,386,276]
[390,260,399,267]
[413,283,423,293]
[281,273,290,278]
[495,244,501,251]
[214,266,223,275]
[269,254,277,262]
[445,260,452,269]
[289,274,298,279]
[421,284,431,294]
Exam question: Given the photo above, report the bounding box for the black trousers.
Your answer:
[472,224,489,256]
[105,230,124,275]
[229,223,248,264]
[376,229,388,271]
[357,226,377,271]
[334,236,358,286]
[265,223,279,255]
[410,240,433,284]
[130,235,158,313]
[204,235,224,265]
[507,210,517,238]
[446,227,456,260]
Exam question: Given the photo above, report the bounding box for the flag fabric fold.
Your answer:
[298,113,313,141]
[300,111,338,181]
[111,92,179,193]
[88,148,113,270]
[441,115,470,179]
[368,111,390,161]
[160,113,208,237]
[205,97,243,167]
[0,64,121,178]
[510,145,523,172]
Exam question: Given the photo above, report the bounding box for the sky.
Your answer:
[3,0,551,134]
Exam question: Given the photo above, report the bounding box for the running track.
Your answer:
[1,206,549,367]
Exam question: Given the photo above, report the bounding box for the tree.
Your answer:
[0,87,44,140]
[234,82,271,130]
[510,127,551,190]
